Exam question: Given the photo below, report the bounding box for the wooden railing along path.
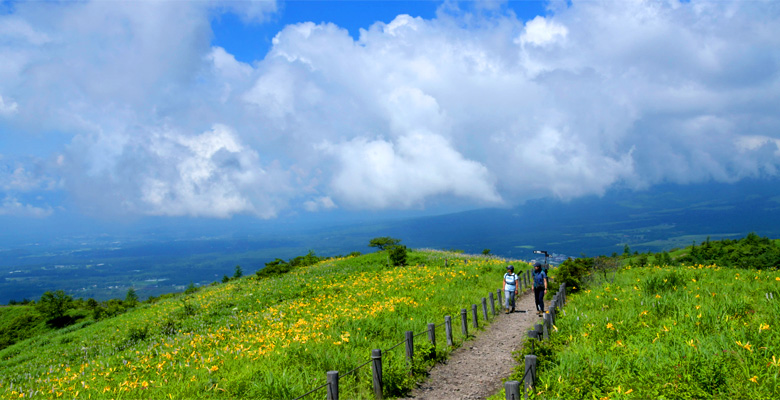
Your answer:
[503,282,567,399]
[292,267,566,400]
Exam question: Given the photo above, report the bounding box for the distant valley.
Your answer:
[2,179,779,303]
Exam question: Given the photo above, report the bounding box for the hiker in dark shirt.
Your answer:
[532,262,547,316]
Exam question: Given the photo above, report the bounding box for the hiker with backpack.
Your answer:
[533,262,548,316]
[502,265,519,313]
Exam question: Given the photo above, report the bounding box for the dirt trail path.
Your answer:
[401,290,541,400]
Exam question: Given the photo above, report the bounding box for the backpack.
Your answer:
[504,273,517,286]
[533,270,546,288]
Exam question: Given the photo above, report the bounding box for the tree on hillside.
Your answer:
[369,237,401,251]
[556,257,593,293]
[125,288,138,306]
[678,232,780,269]
[592,255,620,283]
[185,281,198,294]
[36,290,73,321]
[482,249,491,255]
[388,244,408,267]
[233,265,243,279]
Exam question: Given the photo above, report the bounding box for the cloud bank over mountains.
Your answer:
[1,0,779,219]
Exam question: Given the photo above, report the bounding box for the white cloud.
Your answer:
[322,132,502,209]
[303,196,337,212]
[216,0,278,23]
[66,124,291,218]
[517,15,568,47]
[0,157,57,192]
[2,0,780,219]
[0,95,18,116]
[0,196,52,218]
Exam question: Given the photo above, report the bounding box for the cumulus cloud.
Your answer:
[517,15,568,47]
[0,95,18,116]
[64,124,291,218]
[1,0,780,219]
[322,132,501,209]
[0,196,53,218]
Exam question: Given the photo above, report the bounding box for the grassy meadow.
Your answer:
[0,250,518,399]
[498,263,780,399]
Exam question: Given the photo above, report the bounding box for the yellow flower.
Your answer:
[655,294,661,299]
[606,322,614,330]
[749,376,758,383]
[759,323,770,331]
[768,355,780,368]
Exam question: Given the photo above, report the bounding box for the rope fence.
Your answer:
[291,266,553,400]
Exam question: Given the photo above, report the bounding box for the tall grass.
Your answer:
[0,250,519,399]
[501,264,780,399]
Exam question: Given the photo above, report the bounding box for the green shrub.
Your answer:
[388,245,408,267]
[555,257,593,293]
[127,325,149,344]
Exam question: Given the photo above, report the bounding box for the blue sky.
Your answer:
[1,0,780,239]
[212,1,547,63]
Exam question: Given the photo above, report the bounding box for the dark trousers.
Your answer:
[534,287,545,312]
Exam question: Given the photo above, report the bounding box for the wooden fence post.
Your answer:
[548,305,556,327]
[543,314,549,340]
[524,355,537,396]
[524,271,529,290]
[371,349,382,400]
[471,304,479,329]
[535,324,543,341]
[327,370,339,400]
[561,283,566,304]
[427,323,436,348]
[497,289,503,309]
[405,331,414,366]
[482,297,489,321]
[445,315,453,346]
[489,292,496,316]
[505,380,521,400]
[461,309,469,338]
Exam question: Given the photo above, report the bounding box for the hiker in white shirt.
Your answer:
[502,265,519,313]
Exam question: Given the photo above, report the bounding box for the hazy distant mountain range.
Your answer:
[390,178,780,258]
[2,179,779,303]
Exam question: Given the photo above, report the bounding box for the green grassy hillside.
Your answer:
[495,253,780,399]
[0,250,518,399]
[0,305,49,351]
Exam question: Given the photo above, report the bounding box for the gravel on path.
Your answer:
[400,290,542,400]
